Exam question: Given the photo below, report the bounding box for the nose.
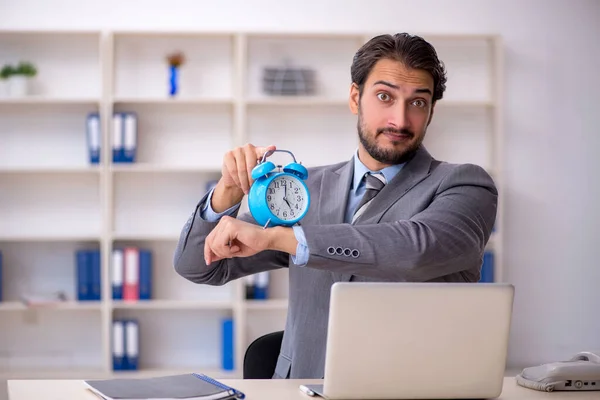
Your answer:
[386,103,410,130]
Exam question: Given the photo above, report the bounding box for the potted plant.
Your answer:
[9,61,37,96]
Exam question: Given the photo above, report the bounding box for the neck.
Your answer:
[357,146,394,171]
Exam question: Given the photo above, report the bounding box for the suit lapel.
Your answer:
[316,158,354,225]
[338,146,434,282]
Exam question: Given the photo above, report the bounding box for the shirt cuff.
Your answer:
[200,188,241,222]
[291,225,309,266]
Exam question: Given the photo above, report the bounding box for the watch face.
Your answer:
[266,175,308,221]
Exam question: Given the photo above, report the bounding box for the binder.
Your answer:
[87,112,101,164]
[254,271,269,300]
[123,247,139,301]
[112,112,124,163]
[479,251,494,283]
[76,250,91,301]
[112,320,126,370]
[244,274,255,300]
[85,372,245,400]
[112,249,124,300]
[138,249,152,300]
[90,249,101,301]
[123,112,137,163]
[221,318,234,371]
[125,319,139,370]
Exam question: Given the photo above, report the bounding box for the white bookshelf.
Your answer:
[0,30,503,380]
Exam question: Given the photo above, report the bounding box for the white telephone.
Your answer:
[516,351,600,392]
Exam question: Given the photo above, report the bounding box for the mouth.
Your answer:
[381,131,413,142]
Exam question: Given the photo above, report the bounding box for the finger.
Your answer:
[224,152,241,188]
[229,245,240,254]
[211,218,237,260]
[244,145,258,189]
[204,233,214,265]
[255,144,276,161]
[235,148,250,194]
[205,218,226,264]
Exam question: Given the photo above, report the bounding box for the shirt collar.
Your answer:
[352,149,405,194]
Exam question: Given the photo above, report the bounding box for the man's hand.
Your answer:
[204,216,298,264]
[211,143,276,213]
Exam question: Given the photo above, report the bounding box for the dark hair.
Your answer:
[351,33,447,103]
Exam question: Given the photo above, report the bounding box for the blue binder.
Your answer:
[479,251,495,283]
[138,249,152,300]
[122,112,137,163]
[90,249,101,301]
[76,250,91,301]
[86,112,101,164]
[112,248,124,300]
[112,319,126,370]
[222,318,234,371]
[112,113,124,163]
[124,319,139,370]
[254,272,269,300]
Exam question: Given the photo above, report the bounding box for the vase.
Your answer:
[169,65,179,97]
[0,79,8,97]
[9,76,28,97]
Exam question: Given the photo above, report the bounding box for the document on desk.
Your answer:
[84,373,245,400]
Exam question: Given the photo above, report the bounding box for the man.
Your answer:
[173,32,497,379]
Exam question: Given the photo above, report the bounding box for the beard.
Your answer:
[357,109,424,165]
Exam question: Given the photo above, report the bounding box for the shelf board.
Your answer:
[246,96,348,106]
[0,97,100,106]
[245,299,288,310]
[110,164,221,174]
[0,166,101,174]
[0,301,102,312]
[112,97,234,106]
[0,234,101,242]
[111,300,234,310]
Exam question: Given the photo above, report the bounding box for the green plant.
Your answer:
[14,61,37,77]
[0,64,16,80]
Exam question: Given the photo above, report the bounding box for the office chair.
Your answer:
[243,330,284,379]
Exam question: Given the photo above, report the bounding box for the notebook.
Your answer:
[84,373,245,400]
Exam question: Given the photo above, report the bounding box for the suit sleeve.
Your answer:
[300,164,497,281]
[173,191,289,286]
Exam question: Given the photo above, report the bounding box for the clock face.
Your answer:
[266,175,308,221]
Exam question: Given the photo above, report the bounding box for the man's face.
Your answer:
[349,58,435,168]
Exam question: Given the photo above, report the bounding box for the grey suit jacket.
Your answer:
[173,145,498,379]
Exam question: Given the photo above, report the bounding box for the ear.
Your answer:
[349,83,360,115]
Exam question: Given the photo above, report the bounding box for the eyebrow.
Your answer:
[373,80,432,96]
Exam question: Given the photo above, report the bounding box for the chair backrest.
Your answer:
[243,330,284,379]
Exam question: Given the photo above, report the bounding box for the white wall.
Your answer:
[2,0,599,369]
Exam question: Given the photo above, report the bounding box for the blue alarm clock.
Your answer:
[248,149,310,228]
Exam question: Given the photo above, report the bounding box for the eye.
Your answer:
[377,92,391,102]
[411,99,427,108]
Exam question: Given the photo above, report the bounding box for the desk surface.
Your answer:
[7,377,600,399]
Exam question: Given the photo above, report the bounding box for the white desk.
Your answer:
[7,377,600,399]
